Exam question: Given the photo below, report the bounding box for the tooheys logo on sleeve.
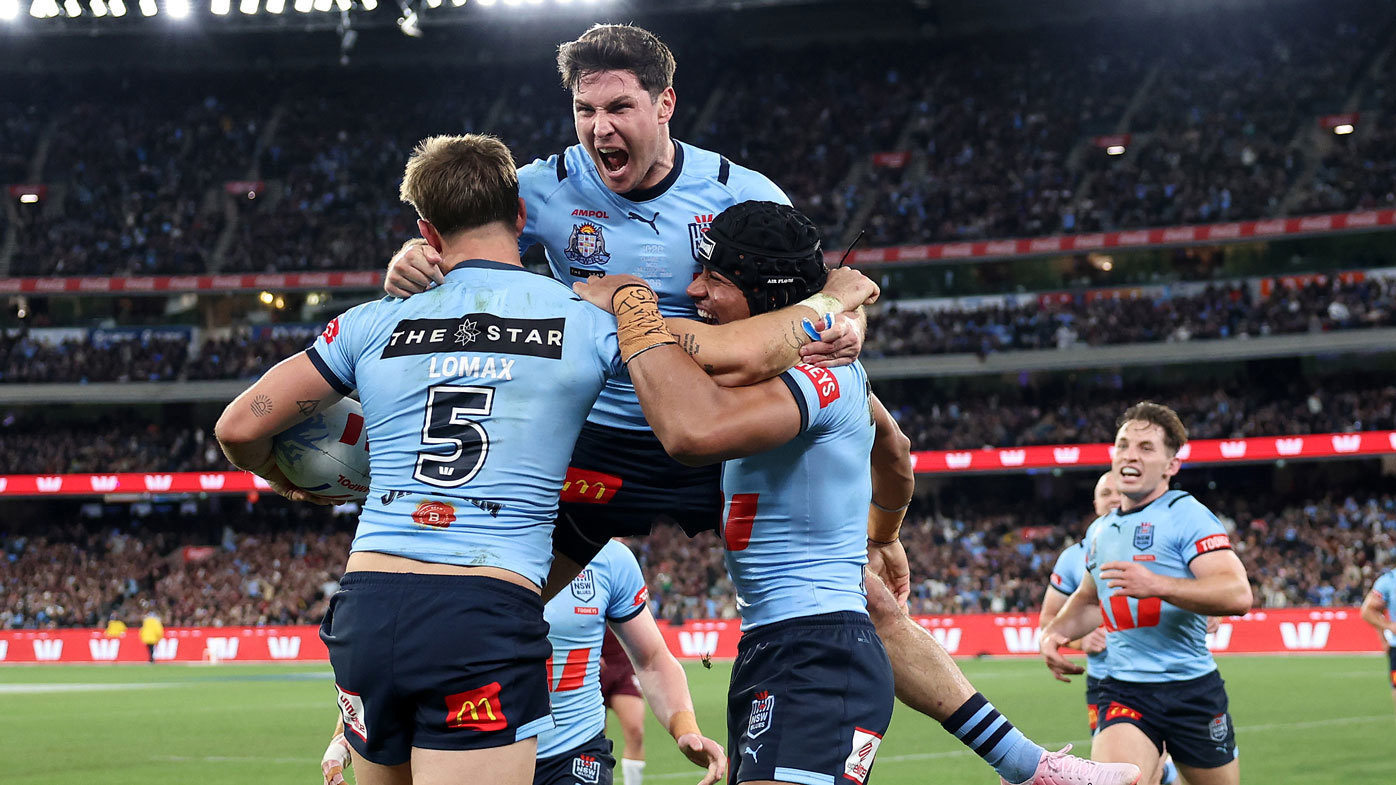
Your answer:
[381,314,565,360]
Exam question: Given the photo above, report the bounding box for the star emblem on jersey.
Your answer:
[454,319,480,346]
[564,221,611,265]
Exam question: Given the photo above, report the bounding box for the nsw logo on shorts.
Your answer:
[572,753,602,784]
[745,690,775,738]
[843,727,884,785]
[1209,713,1229,742]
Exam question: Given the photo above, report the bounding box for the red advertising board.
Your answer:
[0,430,1389,497]
[1,608,1379,664]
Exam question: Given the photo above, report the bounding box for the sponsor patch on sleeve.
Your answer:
[793,363,840,408]
[632,586,649,607]
[1194,533,1232,555]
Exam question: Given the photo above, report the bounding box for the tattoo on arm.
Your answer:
[250,395,273,418]
[680,332,701,357]
[296,400,320,416]
[784,323,804,350]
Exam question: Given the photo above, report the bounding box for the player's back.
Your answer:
[720,362,875,630]
[517,142,789,430]
[537,540,649,758]
[1085,490,1232,682]
[308,260,622,587]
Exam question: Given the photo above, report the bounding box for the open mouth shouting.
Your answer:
[597,146,631,181]
[1118,465,1143,480]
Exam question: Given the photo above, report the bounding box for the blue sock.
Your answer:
[1160,758,1179,784]
[940,693,1046,784]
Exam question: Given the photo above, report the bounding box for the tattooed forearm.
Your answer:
[296,400,320,416]
[784,323,804,350]
[681,332,701,356]
[250,395,273,418]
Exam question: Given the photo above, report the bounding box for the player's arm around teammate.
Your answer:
[387,235,873,384]
[608,606,727,785]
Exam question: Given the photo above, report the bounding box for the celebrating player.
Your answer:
[384,24,869,598]
[1359,568,1396,715]
[1041,403,1253,785]
[323,540,726,785]
[579,200,1141,785]
[217,134,632,785]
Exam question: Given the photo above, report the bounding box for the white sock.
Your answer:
[620,757,645,785]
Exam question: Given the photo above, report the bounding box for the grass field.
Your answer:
[2,656,1392,784]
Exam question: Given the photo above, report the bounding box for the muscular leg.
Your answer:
[411,739,538,785]
[1174,760,1239,785]
[344,753,412,785]
[1090,725,1160,785]
[609,693,646,760]
[864,570,974,719]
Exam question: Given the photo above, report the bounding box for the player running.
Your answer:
[217,134,631,785]
[323,540,726,785]
[1041,403,1253,785]
[600,627,649,785]
[578,200,1141,785]
[1359,568,1396,716]
[384,24,867,597]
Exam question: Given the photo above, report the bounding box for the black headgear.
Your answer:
[696,201,827,315]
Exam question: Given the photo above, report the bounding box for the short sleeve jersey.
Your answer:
[720,362,875,631]
[1049,540,1108,678]
[536,540,649,758]
[1085,489,1233,682]
[517,141,789,431]
[1371,571,1396,646]
[307,260,624,587]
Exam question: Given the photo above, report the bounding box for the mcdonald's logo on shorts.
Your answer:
[560,468,623,504]
[444,682,507,732]
[1104,702,1143,723]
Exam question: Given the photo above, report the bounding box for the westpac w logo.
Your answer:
[1279,621,1329,650]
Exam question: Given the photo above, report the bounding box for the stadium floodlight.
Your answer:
[90,0,106,15]
[239,0,256,13]
[450,0,463,5]
[312,0,329,10]
[265,0,281,11]
[335,0,349,10]
[1,0,21,17]
[1106,145,1126,156]
[293,0,309,10]
[63,0,80,14]
[211,0,228,11]
[425,0,439,7]
[360,0,375,8]
[31,0,61,16]
[1333,124,1355,135]
[137,0,157,15]
[19,193,39,204]
[109,0,123,13]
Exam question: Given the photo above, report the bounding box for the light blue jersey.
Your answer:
[536,540,649,759]
[720,362,875,630]
[1085,490,1232,683]
[307,260,624,587]
[1372,571,1396,646]
[1049,540,1109,678]
[519,141,789,431]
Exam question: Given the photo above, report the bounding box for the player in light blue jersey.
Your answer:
[1042,403,1252,785]
[578,200,1140,785]
[1040,472,1120,734]
[384,24,870,598]
[1359,569,1396,715]
[323,539,727,785]
[218,135,628,785]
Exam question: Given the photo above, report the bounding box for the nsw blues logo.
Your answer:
[689,213,714,261]
[745,690,774,738]
[565,222,611,265]
[1208,713,1229,742]
[570,569,596,603]
[1133,522,1154,550]
[572,754,601,784]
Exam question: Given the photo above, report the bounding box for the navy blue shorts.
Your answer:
[1095,671,1237,769]
[320,571,554,765]
[1085,675,1103,733]
[1387,646,1396,689]
[727,611,894,785]
[554,422,722,566]
[534,732,615,785]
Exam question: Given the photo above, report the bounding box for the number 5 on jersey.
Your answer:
[416,384,493,488]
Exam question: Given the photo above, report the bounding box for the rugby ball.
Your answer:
[273,398,371,503]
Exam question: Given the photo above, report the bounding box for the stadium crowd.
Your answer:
[5,489,1391,629]
[4,1,1394,277]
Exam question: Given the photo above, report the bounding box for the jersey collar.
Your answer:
[444,258,529,274]
[618,140,684,203]
[1116,488,1176,517]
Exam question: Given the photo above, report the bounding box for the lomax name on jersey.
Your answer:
[381,315,566,360]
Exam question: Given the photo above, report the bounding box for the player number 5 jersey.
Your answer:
[1085,490,1233,683]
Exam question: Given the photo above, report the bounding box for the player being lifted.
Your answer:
[323,540,727,785]
[217,134,636,785]
[1040,473,1179,785]
[577,200,1141,785]
[1041,403,1253,785]
[1359,566,1396,716]
[385,24,867,598]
